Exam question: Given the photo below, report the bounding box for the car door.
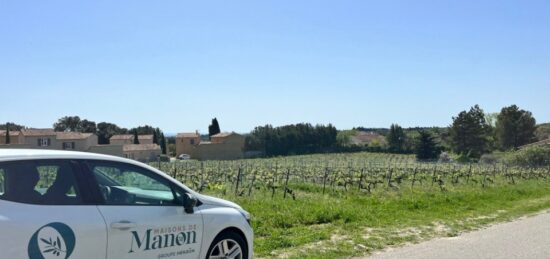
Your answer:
[0,159,107,259]
[83,160,203,259]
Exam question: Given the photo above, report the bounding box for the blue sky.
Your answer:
[1,1,549,133]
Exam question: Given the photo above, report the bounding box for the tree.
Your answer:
[97,122,125,144]
[495,105,537,150]
[53,116,81,132]
[246,123,338,156]
[133,130,140,144]
[153,128,159,144]
[208,118,221,139]
[386,124,406,153]
[5,123,10,144]
[415,130,440,160]
[449,105,492,158]
[160,132,167,154]
[485,113,499,128]
[0,122,24,131]
[77,119,97,133]
[130,125,156,135]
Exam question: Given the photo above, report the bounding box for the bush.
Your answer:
[480,154,499,164]
[159,155,170,162]
[505,145,550,167]
[438,152,452,163]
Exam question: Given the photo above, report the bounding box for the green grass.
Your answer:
[204,179,550,258]
[154,152,550,257]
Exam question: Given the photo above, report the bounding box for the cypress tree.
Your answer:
[153,128,159,144]
[133,130,140,144]
[208,118,221,138]
[160,132,167,154]
[5,123,10,144]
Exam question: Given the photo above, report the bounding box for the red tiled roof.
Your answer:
[0,130,21,136]
[177,133,200,138]
[56,132,94,140]
[123,144,161,152]
[211,132,240,138]
[111,134,154,140]
[21,128,56,136]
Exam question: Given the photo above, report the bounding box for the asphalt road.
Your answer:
[367,212,550,259]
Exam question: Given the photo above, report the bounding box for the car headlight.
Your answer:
[238,209,251,225]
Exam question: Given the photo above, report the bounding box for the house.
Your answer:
[176,132,201,157]
[0,130,23,145]
[110,134,154,145]
[0,129,99,152]
[55,132,98,151]
[122,144,162,162]
[350,131,386,146]
[176,132,245,160]
[0,128,163,163]
[20,129,58,149]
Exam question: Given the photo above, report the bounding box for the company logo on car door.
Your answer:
[129,224,198,255]
[28,222,76,259]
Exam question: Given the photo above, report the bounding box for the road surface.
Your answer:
[367,212,550,259]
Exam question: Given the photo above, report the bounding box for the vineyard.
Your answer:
[149,152,550,258]
[150,152,550,198]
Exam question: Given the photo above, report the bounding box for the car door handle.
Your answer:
[110,221,137,230]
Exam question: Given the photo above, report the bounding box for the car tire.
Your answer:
[206,231,248,259]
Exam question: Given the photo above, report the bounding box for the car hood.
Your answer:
[197,194,242,210]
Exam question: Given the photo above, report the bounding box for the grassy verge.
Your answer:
[204,179,550,258]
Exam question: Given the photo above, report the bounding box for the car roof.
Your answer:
[0,149,133,164]
[0,149,198,196]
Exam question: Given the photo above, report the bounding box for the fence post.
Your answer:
[283,168,290,199]
[248,170,256,197]
[358,168,365,191]
[411,167,418,189]
[322,167,329,194]
[157,155,161,170]
[235,166,242,196]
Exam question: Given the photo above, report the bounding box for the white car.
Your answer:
[0,149,253,259]
[178,154,191,160]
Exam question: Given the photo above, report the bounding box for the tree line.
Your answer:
[2,104,543,160]
[242,104,540,161]
[245,123,338,156]
[382,104,538,161]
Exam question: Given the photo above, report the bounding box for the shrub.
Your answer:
[505,145,550,167]
[480,154,499,164]
[438,152,452,163]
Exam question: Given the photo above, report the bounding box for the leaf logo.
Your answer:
[28,222,76,259]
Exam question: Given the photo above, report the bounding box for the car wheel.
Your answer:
[206,231,247,259]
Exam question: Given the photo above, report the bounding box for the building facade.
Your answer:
[176,132,245,160]
[0,129,161,163]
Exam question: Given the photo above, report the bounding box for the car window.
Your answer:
[0,160,83,205]
[87,161,180,206]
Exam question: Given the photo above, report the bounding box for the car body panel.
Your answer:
[97,205,203,259]
[0,200,107,259]
[0,149,253,259]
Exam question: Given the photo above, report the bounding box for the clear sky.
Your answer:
[1,1,549,134]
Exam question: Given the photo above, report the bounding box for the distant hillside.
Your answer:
[536,123,550,141]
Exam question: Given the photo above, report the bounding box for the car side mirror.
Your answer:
[183,193,197,214]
